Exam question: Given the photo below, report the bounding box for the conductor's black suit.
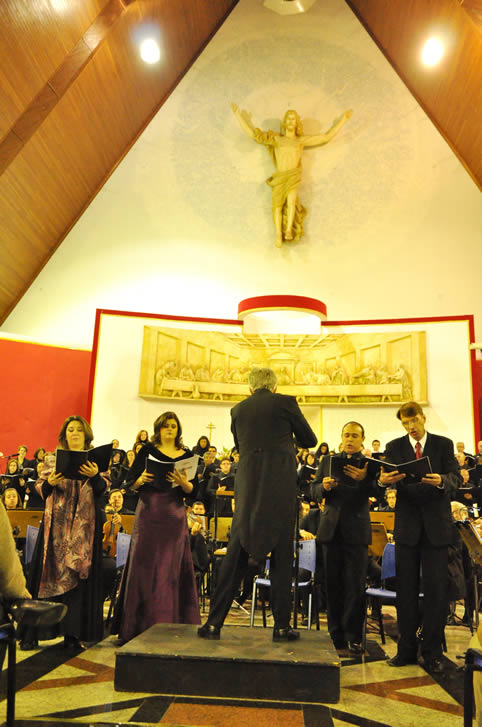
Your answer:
[205,387,317,631]
[384,432,460,662]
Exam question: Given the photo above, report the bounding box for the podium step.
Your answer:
[115,623,340,704]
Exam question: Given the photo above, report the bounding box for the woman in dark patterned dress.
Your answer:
[20,415,108,650]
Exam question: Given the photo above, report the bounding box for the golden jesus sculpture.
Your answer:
[231,104,353,247]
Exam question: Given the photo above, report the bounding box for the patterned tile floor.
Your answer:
[0,602,477,727]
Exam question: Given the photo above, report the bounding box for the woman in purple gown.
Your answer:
[112,412,200,642]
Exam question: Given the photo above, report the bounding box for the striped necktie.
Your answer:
[415,442,422,459]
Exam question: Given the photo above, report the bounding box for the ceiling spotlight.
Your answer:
[421,37,444,66]
[264,0,318,15]
[140,38,161,64]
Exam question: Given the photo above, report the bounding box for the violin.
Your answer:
[102,506,121,556]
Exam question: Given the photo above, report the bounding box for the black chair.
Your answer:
[464,648,482,726]
[0,599,67,727]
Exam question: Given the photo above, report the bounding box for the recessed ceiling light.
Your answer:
[263,0,318,15]
[421,37,444,66]
[140,38,161,64]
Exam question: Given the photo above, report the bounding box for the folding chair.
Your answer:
[105,532,131,626]
[363,542,396,648]
[250,539,319,629]
[24,525,40,566]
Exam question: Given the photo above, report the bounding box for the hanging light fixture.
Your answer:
[263,0,318,15]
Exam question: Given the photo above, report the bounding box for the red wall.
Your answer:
[0,338,91,466]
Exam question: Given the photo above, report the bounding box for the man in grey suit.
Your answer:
[198,366,317,641]
[380,401,460,673]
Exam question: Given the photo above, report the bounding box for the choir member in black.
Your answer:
[207,457,235,516]
[313,421,377,653]
[192,436,211,458]
[298,452,317,502]
[380,401,460,673]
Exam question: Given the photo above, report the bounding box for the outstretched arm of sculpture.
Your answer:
[231,103,258,139]
[303,109,353,148]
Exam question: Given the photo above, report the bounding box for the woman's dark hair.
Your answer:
[58,415,94,450]
[151,412,182,449]
[135,429,149,444]
[319,442,329,455]
[193,436,210,455]
[34,448,45,461]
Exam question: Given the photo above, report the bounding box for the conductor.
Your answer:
[198,367,317,641]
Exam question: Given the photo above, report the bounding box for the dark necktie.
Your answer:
[415,442,422,459]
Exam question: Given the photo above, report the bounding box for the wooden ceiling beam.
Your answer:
[345,0,482,189]
[0,0,127,176]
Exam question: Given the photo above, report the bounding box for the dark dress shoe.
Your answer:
[348,641,364,655]
[19,640,38,651]
[333,639,348,650]
[63,635,85,650]
[386,654,417,667]
[197,623,221,640]
[425,657,444,674]
[273,627,300,642]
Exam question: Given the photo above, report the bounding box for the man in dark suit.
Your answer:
[312,421,376,653]
[198,366,317,641]
[380,401,460,673]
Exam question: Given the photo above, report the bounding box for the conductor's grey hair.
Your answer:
[248,367,277,392]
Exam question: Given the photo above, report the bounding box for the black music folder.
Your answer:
[145,454,199,490]
[381,456,432,484]
[329,455,382,483]
[56,443,113,480]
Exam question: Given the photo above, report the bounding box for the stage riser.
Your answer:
[115,624,340,704]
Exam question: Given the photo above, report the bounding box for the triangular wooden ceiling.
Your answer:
[0,0,480,328]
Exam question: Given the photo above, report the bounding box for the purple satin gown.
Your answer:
[113,449,200,642]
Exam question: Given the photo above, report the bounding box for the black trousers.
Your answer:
[323,530,368,644]
[207,520,294,629]
[395,538,448,661]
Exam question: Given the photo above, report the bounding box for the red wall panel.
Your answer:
[0,338,91,467]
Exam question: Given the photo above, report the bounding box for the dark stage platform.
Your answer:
[115,624,340,704]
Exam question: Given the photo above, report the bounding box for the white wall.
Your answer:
[91,312,475,454]
[2,0,481,348]
[320,320,475,450]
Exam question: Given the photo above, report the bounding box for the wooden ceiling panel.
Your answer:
[346,0,482,186]
[0,0,238,322]
[0,0,107,137]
